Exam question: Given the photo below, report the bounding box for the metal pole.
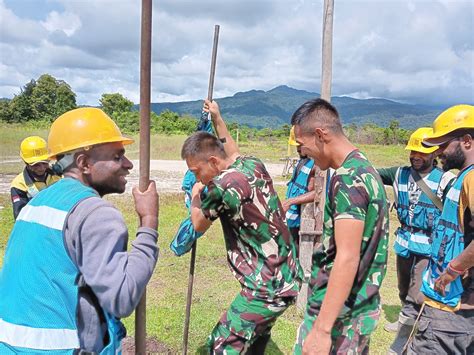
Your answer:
[182,24,220,355]
[136,0,152,353]
[182,241,197,355]
[207,25,220,101]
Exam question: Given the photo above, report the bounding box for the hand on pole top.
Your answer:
[203,99,222,122]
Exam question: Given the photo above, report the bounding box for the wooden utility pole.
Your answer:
[297,0,334,310]
[136,0,152,353]
[321,0,334,101]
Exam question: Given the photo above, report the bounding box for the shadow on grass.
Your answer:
[382,304,401,322]
[196,344,208,355]
[265,338,284,354]
[195,338,284,354]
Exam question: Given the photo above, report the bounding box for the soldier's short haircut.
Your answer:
[181,131,227,160]
[291,98,343,135]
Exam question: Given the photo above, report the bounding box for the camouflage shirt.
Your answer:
[201,156,302,300]
[308,150,389,318]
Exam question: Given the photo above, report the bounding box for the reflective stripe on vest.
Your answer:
[285,159,314,228]
[0,318,79,349]
[17,204,68,230]
[0,178,97,352]
[421,165,474,307]
[394,167,443,256]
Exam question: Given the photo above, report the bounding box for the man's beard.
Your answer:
[410,157,432,172]
[441,143,466,171]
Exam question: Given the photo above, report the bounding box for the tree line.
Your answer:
[0,74,411,145]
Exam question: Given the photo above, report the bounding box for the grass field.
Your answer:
[0,125,407,354]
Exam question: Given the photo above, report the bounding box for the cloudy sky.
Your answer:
[0,0,472,106]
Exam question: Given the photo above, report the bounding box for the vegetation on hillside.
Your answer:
[1,75,412,145]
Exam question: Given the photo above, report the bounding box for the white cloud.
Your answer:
[41,10,81,36]
[0,0,472,106]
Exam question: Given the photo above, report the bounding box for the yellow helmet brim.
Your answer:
[23,154,50,164]
[404,144,438,154]
[48,137,134,160]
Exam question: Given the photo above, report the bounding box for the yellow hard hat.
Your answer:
[423,105,474,147]
[48,107,134,158]
[405,128,438,154]
[20,136,50,164]
[288,126,299,146]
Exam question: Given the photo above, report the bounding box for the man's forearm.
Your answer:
[190,195,212,233]
[312,253,360,333]
[376,167,397,186]
[450,242,474,271]
[212,114,239,157]
[288,190,316,207]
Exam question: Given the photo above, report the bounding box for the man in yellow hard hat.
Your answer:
[408,105,474,354]
[0,108,159,354]
[10,136,61,219]
[377,127,455,354]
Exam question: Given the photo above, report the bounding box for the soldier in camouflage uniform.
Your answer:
[291,98,389,354]
[181,99,302,354]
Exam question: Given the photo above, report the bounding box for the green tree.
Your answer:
[30,74,76,121]
[54,80,76,116]
[9,79,36,122]
[100,93,134,117]
[0,99,13,122]
[114,111,140,133]
[31,74,58,121]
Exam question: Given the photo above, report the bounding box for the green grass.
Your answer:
[0,194,14,268]
[358,144,408,168]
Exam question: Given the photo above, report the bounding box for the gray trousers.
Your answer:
[397,254,429,320]
[408,305,474,354]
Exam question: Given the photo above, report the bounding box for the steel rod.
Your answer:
[136,0,152,353]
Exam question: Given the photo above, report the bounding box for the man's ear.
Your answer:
[208,155,219,169]
[314,127,326,142]
[461,134,473,149]
[75,153,91,174]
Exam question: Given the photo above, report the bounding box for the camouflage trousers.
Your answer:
[207,290,294,354]
[294,308,380,354]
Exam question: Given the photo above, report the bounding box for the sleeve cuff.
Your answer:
[334,213,365,221]
[137,226,159,241]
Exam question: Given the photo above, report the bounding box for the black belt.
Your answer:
[401,224,431,236]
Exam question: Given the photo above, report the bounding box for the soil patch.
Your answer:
[122,336,174,354]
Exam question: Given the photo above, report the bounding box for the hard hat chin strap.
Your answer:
[51,146,94,175]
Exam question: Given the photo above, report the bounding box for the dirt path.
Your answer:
[0,159,286,195]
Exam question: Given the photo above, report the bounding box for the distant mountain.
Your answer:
[147,85,446,129]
